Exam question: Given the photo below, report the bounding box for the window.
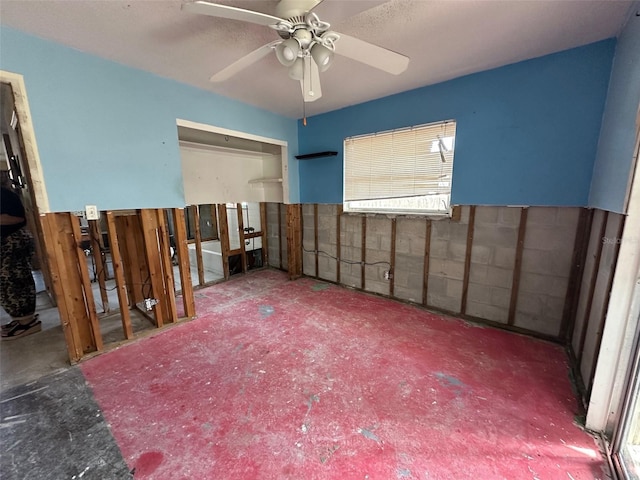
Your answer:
[185,204,219,241]
[344,120,456,215]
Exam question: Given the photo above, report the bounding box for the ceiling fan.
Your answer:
[182,0,410,103]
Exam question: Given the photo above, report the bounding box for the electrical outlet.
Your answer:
[384,270,393,280]
[85,205,99,220]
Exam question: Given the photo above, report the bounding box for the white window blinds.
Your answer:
[344,121,456,203]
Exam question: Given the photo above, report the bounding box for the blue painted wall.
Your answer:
[589,13,640,213]
[0,27,299,211]
[298,40,615,206]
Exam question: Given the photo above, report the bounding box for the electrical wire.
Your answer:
[302,245,391,268]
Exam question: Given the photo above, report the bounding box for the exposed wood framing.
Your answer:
[423,219,432,306]
[260,202,269,267]
[156,209,178,324]
[336,205,342,284]
[508,207,528,325]
[314,204,319,279]
[69,214,103,352]
[217,204,231,280]
[300,205,304,274]
[361,216,367,290]
[193,206,205,286]
[286,204,303,280]
[140,209,169,328]
[41,215,84,362]
[172,208,196,318]
[89,219,109,313]
[278,203,283,269]
[561,208,594,341]
[42,214,102,360]
[587,215,626,394]
[390,217,397,297]
[105,212,134,340]
[117,215,148,307]
[460,206,476,314]
[209,205,219,241]
[577,211,609,362]
[237,205,248,273]
[451,206,462,222]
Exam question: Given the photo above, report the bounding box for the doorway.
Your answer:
[0,75,68,389]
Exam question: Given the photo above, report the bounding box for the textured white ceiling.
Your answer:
[0,0,633,119]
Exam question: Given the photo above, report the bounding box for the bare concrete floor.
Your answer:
[0,272,160,391]
[0,295,68,391]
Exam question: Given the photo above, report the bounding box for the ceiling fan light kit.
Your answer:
[183,0,410,105]
[275,38,300,66]
[310,43,333,72]
[288,58,305,80]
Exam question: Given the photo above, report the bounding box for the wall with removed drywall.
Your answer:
[293,205,583,340]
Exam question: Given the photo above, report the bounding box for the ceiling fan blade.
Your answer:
[182,1,282,26]
[210,41,280,82]
[335,33,409,75]
[300,56,322,102]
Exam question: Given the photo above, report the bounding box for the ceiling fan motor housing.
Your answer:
[275,0,315,21]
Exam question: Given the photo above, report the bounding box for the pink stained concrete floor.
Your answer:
[81,269,608,479]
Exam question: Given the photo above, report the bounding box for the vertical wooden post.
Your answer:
[561,208,593,341]
[278,203,283,269]
[578,211,609,362]
[237,204,248,273]
[260,202,269,267]
[336,205,342,284]
[286,204,303,280]
[314,204,319,278]
[460,206,476,314]
[172,208,196,318]
[508,207,528,325]
[390,217,397,297]
[361,216,367,290]
[157,209,178,324]
[139,209,165,328]
[89,219,109,313]
[193,206,205,286]
[69,214,103,352]
[119,215,147,307]
[41,214,83,362]
[105,212,134,339]
[423,219,432,306]
[217,204,231,280]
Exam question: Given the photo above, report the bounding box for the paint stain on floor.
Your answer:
[81,269,607,479]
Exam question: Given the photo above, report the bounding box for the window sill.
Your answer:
[341,205,461,221]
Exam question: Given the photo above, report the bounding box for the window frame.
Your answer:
[343,120,456,217]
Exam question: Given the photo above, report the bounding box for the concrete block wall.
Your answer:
[317,205,339,283]
[302,204,315,277]
[428,206,472,313]
[466,206,520,324]
[340,214,363,289]
[515,207,581,336]
[364,216,393,296]
[265,203,598,342]
[394,217,427,303]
